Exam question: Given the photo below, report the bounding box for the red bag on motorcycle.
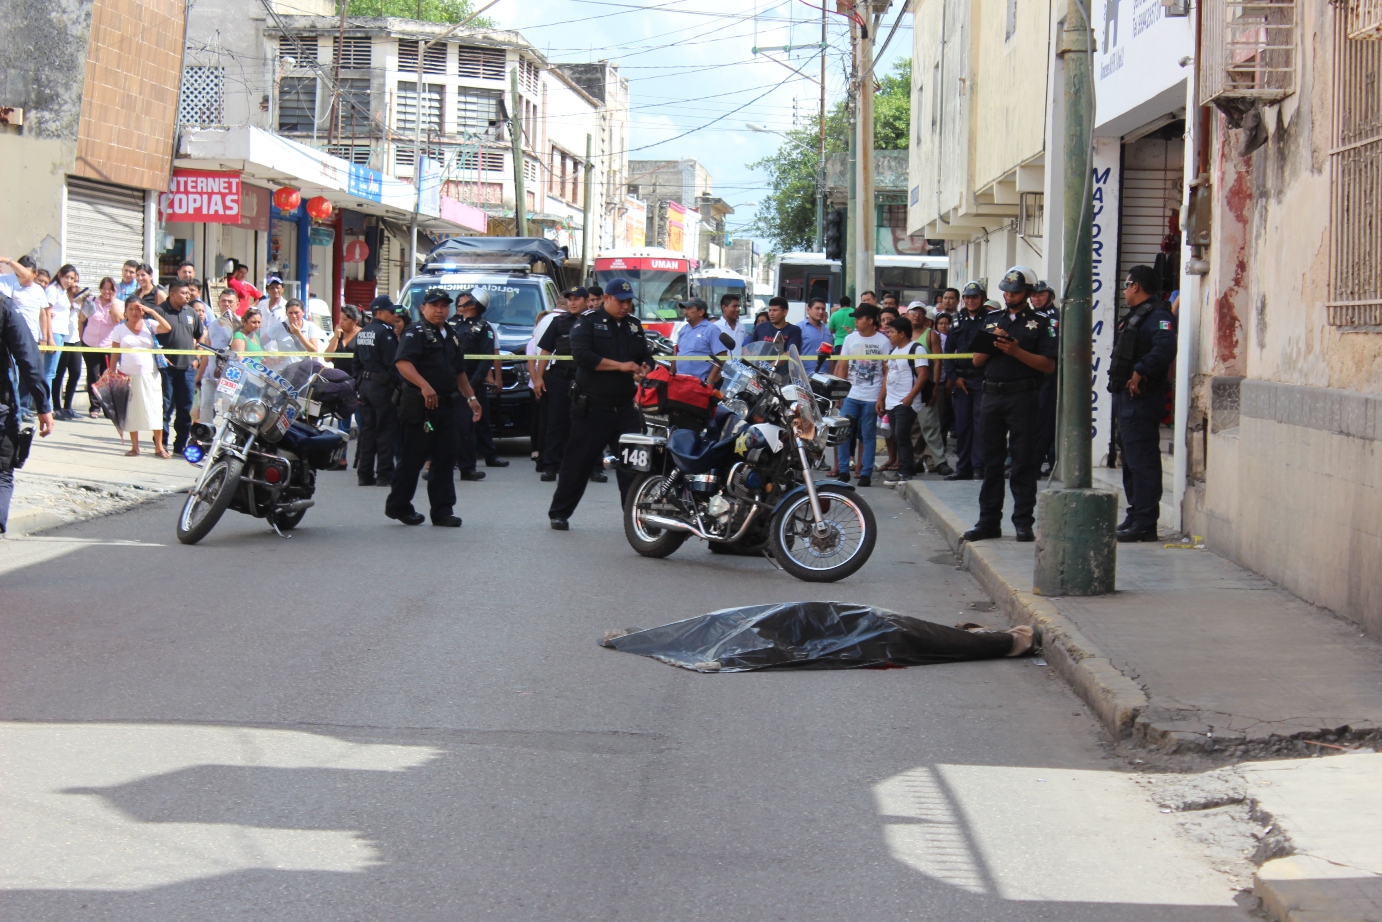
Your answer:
[637,365,716,420]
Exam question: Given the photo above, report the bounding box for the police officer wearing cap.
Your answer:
[533,285,593,481]
[1029,279,1060,475]
[547,277,650,530]
[944,281,991,480]
[1,289,53,534]
[450,288,508,478]
[1109,264,1176,542]
[385,288,483,527]
[353,295,401,486]
[963,266,1057,543]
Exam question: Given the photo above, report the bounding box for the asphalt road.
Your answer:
[0,450,1257,921]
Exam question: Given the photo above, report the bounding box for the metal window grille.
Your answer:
[398,40,447,75]
[456,87,503,131]
[333,36,372,69]
[525,156,539,183]
[394,145,449,169]
[279,35,317,64]
[519,58,540,93]
[329,145,372,164]
[1019,192,1044,237]
[458,150,505,171]
[880,204,908,227]
[1199,0,1297,104]
[178,66,224,125]
[396,81,442,132]
[334,77,373,135]
[457,46,506,80]
[1328,7,1382,325]
[278,76,318,133]
[1345,0,1382,40]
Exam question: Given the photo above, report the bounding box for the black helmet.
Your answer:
[999,266,1037,293]
[1032,280,1054,295]
[961,281,986,298]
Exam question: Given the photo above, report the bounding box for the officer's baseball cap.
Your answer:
[961,281,986,298]
[605,277,635,301]
[563,286,589,299]
[678,297,709,312]
[368,295,397,314]
[422,288,453,305]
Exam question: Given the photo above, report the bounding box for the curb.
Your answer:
[897,480,1150,741]
[3,487,180,539]
[1253,855,1382,922]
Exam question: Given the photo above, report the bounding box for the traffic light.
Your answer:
[824,208,846,260]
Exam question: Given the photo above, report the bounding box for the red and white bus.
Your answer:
[593,248,691,337]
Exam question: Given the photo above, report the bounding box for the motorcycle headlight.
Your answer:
[237,399,268,426]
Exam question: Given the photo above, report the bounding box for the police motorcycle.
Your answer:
[175,347,348,545]
[618,338,874,582]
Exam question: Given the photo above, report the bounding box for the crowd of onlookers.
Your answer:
[0,254,348,459]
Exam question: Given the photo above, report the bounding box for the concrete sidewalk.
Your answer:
[4,411,198,538]
[895,477,1382,757]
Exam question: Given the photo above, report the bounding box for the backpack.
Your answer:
[636,365,717,420]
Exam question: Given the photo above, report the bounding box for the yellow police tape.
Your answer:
[38,344,972,361]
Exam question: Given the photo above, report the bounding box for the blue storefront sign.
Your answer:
[348,164,383,202]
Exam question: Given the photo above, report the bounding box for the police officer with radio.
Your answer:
[944,281,990,480]
[385,289,483,527]
[451,288,507,479]
[533,285,591,482]
[547,277,649,531]
[354,295,400,486]
[1030,279,1060,475]
[1,290,54,534]
[963,266,1058,544]
[1109,264,1176,542]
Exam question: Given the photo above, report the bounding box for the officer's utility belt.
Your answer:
[983,378,1043,395]
[358,370,390,382]
[546,362,574,379]
[953,367,981,378]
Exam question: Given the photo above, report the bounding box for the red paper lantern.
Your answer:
[306,196,334,220]
[272,187,301,211]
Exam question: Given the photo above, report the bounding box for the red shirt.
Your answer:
[227,277,262,316]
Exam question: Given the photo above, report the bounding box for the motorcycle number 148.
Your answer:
[620,447,651,471]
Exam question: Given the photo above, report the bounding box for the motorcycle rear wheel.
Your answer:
[270,507,307,531]
[768,485,876,582]
[624,472,690,559]
[176,457,242,545]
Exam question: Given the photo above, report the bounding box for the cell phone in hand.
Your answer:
[74,287,90,299]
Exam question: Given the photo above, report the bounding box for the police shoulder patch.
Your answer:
[1158,320,1172,330]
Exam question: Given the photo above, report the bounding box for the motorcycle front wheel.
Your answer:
[176,457,242,545]
[624,472,690,558]
[768,485,877,582]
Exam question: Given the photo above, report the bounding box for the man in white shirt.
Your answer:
[878,316,928,481]
[712,294,748,356]
[832,304,890,486]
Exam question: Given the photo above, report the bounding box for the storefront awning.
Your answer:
[176,126,484,237]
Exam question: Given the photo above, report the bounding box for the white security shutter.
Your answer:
[65,177,145,285]
[1117,137,1184,291]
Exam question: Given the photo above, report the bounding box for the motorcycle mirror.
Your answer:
[719,332,736,350]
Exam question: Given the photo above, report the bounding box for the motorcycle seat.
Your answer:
[282,421,344,454]
[667,427,739,475]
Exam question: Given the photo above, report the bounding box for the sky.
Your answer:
[492,0,912,249]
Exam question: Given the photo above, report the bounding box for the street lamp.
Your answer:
[747,123,825,253]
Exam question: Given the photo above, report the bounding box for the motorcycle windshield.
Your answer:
[742,340,789,381]
[788,345,823,431]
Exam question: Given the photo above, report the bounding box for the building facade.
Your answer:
[626,158,731,267]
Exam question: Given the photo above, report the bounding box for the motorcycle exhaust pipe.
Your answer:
[640,513,709,539]
[280,499,315,513]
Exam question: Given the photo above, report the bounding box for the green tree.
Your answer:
[346,0,495,27]
[749,58,911,253]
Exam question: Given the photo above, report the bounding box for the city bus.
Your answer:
[776,252,950,320]
[593,247,691,337]
[692,267,752,314]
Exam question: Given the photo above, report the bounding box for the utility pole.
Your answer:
[510,67,529,237]
[1033,0,1117,596]
[843,21,857,301]
[816,0,827,252]
[580,132,593,281]
[328,0,348,148]
[853,3,877,299]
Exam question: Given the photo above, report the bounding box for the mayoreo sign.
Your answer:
[160,170,243,223]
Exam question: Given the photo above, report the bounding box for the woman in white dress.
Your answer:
[112,300,173,457]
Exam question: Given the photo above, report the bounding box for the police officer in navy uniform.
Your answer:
[533,286,592,482]
[547,277,649,531]
[353,295,401,486]
[1029,279,1060,476]
[0,291,53,534]
[450,288,508,479]
[963,266,1058,543]
[1109,264,1177,542]
[385,289,484,527]
[943,281,990,480]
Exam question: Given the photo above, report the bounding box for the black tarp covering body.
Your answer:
[602,601,1015,672]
